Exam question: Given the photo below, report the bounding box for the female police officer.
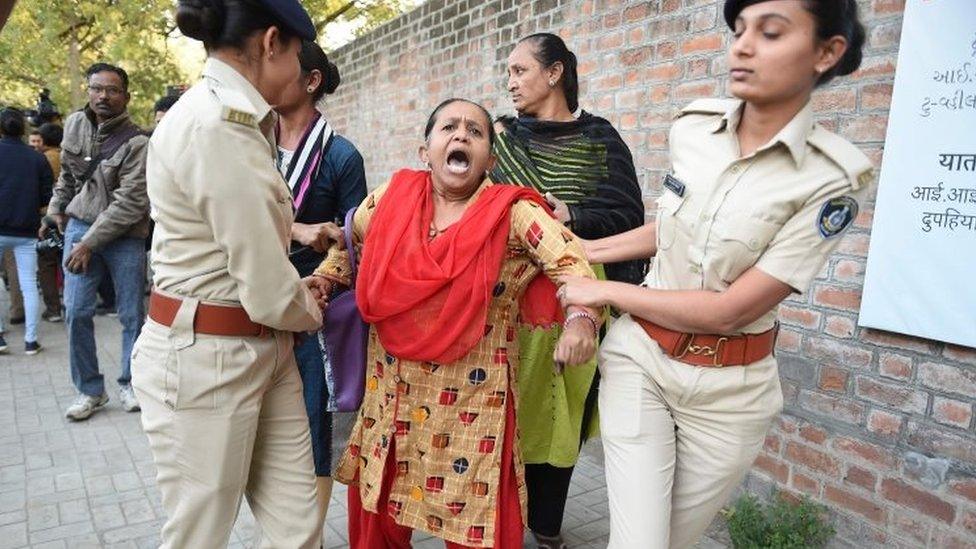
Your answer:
[131,1,337,547]
[558,1,872,547]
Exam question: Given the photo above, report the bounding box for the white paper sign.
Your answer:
[860,0,976,348]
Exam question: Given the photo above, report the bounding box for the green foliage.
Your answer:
[0,0,414,125]
[724,492,836,549]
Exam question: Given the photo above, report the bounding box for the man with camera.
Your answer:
[47,62,150,420]
[0,107,52,355]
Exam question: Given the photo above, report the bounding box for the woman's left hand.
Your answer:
[553,319,596,370]
[558,275,610,309]
[544,192,572,224]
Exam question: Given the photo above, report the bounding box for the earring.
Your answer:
[307,87,314,93]
[548,80,555,87]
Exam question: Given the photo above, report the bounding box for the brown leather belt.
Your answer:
[148,291,270,337]
[633,317,778,368]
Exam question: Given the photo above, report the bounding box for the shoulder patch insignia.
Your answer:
[222,107,256,127]
[817,196,859,238]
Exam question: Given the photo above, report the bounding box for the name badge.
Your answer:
[664,174,686,197]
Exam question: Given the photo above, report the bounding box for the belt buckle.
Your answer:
[680,336,728,367]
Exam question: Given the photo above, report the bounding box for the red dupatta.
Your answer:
[356,169,551,363]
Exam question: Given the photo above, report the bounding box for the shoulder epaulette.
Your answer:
[676,98,740,119]
[212,86,258,128]
[808,125,874,190]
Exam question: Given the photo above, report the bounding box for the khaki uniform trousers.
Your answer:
[599,315,783,549]
[131,298,321,549]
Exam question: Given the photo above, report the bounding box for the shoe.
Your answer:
[9,315,24,325]
[119,385,141,412]
[532,532,567,549]
[65,393,109,421]
[42,310,62,322]
[24,341,41,355]
[0,334,7,353]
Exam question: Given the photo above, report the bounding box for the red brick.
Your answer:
[855,377,928,414]
[950,479,976,503]
[674,81,716,100]
[832,259,865,284]
[840,114,889,142]
[931,530,976,549]
[802,336,873,369]
[867,408,904,438]
[862,329,933,353]
[832,436,897,470]
[887,508,932,546]
[881,478,956,523]
[785,441,840,477]
[811,88,856,113]
[879,352,913,381]
[800,424,828,445]
[791,471,821,496]
[906,421,976,464]
[824,315,856,339]
[845,465,877,491]
[689,8,716,32]
[687,58,709,79]
[778,416,799,434]
[598,31,624,50]
[824,484,886,523]
[775,328,801,353]
[919,362,976,397]
[872,0,906,15]
[620,46,652,66]
[960,510,976,535]
[764,434,781,454]
[932,396,973,429]
[852,56,897,79]
[818,367,848,393]
[869,21,902,49]
[944,344,976,366]
[778,305,821,330]
[861,82,894,110]
[835,233,871,256]
[646,62,682,81]
[812,285,862,312]
[680,33,722,54]
[798,391,864,425]
[623,3,650,22]
[754,453,789,483]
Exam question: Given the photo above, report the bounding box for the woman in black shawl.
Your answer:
[489,32,645,549]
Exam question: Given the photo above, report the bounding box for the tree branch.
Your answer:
[315,0,359,32]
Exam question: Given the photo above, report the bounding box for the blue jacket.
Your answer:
[0,136,53,237]
[289,133,368,276]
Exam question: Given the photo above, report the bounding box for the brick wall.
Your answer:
[324,1,976,546]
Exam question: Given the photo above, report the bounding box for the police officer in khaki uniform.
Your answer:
[557,1,873,547]
[130,1,335,547]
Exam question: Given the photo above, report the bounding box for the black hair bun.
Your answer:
[176,0,225,43]
[323,62,341,95]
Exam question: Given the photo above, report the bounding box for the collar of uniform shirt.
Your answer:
[711,98,814,168]
[202,57,275,130]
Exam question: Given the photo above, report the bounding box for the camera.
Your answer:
[25,89,60,127]
[36,216,64,252]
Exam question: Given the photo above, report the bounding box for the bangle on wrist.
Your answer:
[563,311,599,335]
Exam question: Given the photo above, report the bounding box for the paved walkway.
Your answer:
[0,293,727,548]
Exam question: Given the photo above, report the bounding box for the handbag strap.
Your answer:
[344,207,358,288]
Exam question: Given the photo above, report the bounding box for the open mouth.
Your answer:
[446,149,471,175]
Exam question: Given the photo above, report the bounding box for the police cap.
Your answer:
[259,0,315,41]
[723,0,773,29]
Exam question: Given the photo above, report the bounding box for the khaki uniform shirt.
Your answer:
[649,98,873,334]
[146,58,321,332]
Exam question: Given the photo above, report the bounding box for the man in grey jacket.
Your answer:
[47,62,149,420]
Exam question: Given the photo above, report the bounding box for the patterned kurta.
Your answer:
[315,180,595,546]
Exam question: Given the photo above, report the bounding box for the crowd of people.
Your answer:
[0,0,874,547]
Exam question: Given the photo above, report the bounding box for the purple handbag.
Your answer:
[317,207,368,412]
